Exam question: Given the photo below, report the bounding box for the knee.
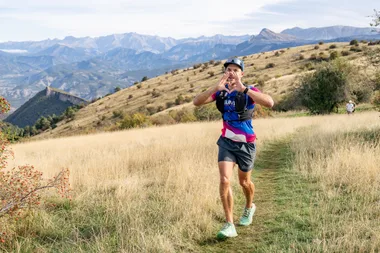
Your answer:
[239,179,251,188]
[220,176,230,187]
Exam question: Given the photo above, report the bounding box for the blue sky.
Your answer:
[0,0,377,42]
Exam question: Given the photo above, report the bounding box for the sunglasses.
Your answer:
[226,58,243,65]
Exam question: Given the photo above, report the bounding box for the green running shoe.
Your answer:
[239,203,256,226]
[216,222,238,239]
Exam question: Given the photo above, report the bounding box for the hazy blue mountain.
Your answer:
[0,52,55,75]
[0,33,250,54]
[1,26,380,111]
[185,44,236,63]
[281,26,380,40]
[98,48,172,70]
[34,44,98,64]
[163,40,237,61]
[178,34,250,45]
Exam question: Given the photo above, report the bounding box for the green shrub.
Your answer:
[265,63,275,68]
[194,103,220,121]
[372,91,380,110]
[166,101,175,108]
[146,106,158,115]
[350,46,362,52]
[175,94,185,105]
[309,54,317,61]
[151,114,176,125]
[112,110,124,118]
[329,44,337,49]
[193,64,202,69]
[299,59,351,114]
[349,39,358,46]
[151,90,161,98]
[169,108,196,123]
[330,51,339,60]
[119,113,150,129]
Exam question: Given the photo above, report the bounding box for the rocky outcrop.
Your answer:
[45,87,89,106]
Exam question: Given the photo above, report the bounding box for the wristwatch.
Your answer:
[243,87,249,94]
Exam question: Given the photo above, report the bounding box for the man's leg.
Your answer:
[238,169,255,209]
[238,169,256,226]
[219,161,235,223]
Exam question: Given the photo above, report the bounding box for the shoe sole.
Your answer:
[216,232,238,239]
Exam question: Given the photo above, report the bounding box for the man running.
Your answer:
[193,57,274,239]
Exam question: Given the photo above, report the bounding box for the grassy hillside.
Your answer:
[34,41,379,139]
[5,111,379,252]
[5,87,88,128]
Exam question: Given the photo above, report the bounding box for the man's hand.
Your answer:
[228,71,245,93]
[216,72,231,93]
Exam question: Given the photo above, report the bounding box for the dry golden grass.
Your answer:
[34,42,380,139]
[9,111,380,251]
[289,113,380,252]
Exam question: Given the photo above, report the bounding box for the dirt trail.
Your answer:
[200,140,290,253]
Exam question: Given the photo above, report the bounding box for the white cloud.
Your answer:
[0,0,376,41]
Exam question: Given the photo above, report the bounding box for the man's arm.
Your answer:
[193,86,218,106]
[229,71,274,108]
[246,88,274,108]
[193,72,230,106]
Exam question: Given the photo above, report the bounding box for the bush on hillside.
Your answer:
[350,39,359,46]
[118,113,151,129]
[372,91,380,110]
[175,94,185,105]
[253,104,272,118]
[169,108,196,123]
[0,96,71,246]
[151,114,176,125]
[350,46,362,52]
[272,90,304,112]
[298,59,352,114]
[330,51,339,60]
[193,103,221,121]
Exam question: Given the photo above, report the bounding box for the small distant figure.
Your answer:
[346,100,356,115]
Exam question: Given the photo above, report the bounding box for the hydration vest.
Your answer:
[216,89,254,121]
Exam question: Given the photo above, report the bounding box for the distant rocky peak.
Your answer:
[250,28,298,42]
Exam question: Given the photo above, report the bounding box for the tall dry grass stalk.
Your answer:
[290,112,380,252]
[9,111,380,252]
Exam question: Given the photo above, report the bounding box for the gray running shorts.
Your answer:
[217,136,256,172]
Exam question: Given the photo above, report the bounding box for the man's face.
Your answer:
[225,64,243,85]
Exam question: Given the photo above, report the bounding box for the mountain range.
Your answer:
[1,25,379,111]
